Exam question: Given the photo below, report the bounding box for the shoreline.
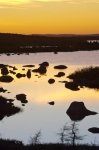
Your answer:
[0,33,99,53]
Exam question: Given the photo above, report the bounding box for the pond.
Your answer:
[0,51,99,145]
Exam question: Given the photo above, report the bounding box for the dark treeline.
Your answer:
[0,33,99,53]
[0,139,99,150]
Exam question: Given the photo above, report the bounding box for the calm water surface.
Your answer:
[0,51,99,144]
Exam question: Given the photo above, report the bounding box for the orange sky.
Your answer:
[0,0,99,34]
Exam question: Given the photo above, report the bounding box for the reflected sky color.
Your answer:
[0,51,99,144]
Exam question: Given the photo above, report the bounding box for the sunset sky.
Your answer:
[0,0,99,34]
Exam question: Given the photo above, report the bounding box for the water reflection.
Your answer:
[0,52,99,144]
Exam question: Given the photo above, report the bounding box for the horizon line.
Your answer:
[0,32,99,36]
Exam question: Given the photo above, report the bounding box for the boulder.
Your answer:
[0,75,14,83]
[16,94,28,104]
[48,79,55,84]
[54,72,65,77]
[88,127,99,134]
[1,67,9,75]
[66,101,97,121]
[27,69,31,79]
[16,73,26,78]
[32,66,47,75]
[39,62,49,67]
[48,101,55,105]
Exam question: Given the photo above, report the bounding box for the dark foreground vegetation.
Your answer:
[0,33,99,53]
[0,139,99,150]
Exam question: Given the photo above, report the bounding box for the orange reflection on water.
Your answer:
[1,64,99,108]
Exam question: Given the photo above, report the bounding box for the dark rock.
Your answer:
[54,65,67,69]
[48,79,55,84]
[1,67,9,75]
[16,94,28,104]
[22,104,25,106]
[32,62,49,75]
[39,62,49,67]
[32,66,47,75]
[23,65,35,68]
[65,81,80,91]
[27,69,31,79]
[54,72,65,77]
[6,53,10,56]
[66,101,97,121]
[0,64,8,68]
[48,101,55,105]
[0,87,7,93]
[8,65,17,70]
[0,75,14,83]
[16,73,26,78]
[88,127,99,134]
[0,96,21,120]
[9,70,16,75]
[13,66,18,71]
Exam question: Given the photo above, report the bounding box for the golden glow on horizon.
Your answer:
[0,0,99,34]
[0,0,30,5]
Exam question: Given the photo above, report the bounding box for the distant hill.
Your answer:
[0,33,99,53]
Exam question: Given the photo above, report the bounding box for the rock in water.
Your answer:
[1,67,9,75]
[66,101,97,121]
[54,65,67,69]
[48,79,55,84]
[54,72,65,77]
[16,94,28,104]
[88,127,99,134]
[27,69,31,79]
[0,75,14,83]
[48,101,55,105]
[39,62,49,67]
